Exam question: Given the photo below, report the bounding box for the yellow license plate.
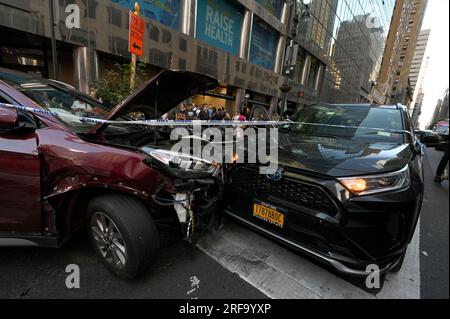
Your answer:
[253,203,285,228]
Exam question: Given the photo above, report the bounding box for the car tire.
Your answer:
[390,251,407,273]
[87,193,160,279]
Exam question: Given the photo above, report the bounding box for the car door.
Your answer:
[0,92,42,234]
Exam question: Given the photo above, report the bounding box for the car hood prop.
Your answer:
[87,69,218,135]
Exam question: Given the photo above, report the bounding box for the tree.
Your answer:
[93,62,151,106]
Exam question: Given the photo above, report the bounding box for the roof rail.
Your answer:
[396,103,406,110]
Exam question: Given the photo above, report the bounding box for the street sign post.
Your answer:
[129,2,144,91]
[129,9,144,57]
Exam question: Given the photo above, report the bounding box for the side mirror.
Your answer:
[420,133,448,147]
[0,108,19,129]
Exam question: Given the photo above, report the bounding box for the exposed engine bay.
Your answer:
[95,124,228,244]
[142,145,225,243]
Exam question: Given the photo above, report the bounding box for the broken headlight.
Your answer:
[141,147,221,179]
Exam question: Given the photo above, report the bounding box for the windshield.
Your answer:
[285,104,405,144]
[0,71,114,133]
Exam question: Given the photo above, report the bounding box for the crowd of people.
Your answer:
[175,103,232,121]
[174,103,289,122]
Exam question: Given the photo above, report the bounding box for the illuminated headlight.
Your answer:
[148,149,219,175]
[338,166,410,196]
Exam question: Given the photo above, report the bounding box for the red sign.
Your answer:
[297,91,305,97]
[129,12,145,57]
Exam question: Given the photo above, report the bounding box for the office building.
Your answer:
[375,0,428,107]
[409,29,430,93]
[0,0,398,113]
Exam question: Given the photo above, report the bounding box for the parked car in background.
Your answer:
[435,121,449,135]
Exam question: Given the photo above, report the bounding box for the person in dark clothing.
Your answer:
[434,133,449,183]
[209,107,217,120]
[214,107,226,120]
[435,147,449,183]
[198,104,209,120]
[212,107,226,120]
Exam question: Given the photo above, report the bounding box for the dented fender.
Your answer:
[44,174,152,200]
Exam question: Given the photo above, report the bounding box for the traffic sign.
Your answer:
[129,12,145,57]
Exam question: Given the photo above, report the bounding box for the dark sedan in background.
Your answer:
[225,104,426,276]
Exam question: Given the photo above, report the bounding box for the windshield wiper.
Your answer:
[354,131,402,136]
[297,133,344,139]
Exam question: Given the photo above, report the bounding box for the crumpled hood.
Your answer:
[89,69,218,134]
[277,133,413,177]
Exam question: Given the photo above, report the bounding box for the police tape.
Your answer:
[0,102,289,127]
[0,101,412,135]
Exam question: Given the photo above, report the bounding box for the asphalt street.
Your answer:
[0,148,448,299]
[0,233,266,299]
[420,148,449,299]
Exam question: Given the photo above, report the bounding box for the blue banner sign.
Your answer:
[111,0,181,29]
[249,18,279,70]
[255,0,284,18]
[196,0,243,56]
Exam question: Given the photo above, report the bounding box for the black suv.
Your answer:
[225,104,425,276]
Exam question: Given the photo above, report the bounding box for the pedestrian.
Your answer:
[210,107,217,120]
[192,103,201,118]
[199,104,209,120]
[238,110,246,121]
[435,134,449,183]
[186,104,195,120]
[245,107,251,120]
[208,104,213,118]
[215,107,226,120]
[271,112,280,121]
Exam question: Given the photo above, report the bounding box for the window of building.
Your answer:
[308,57,320,90]
[107,7,122,27]
[289,47,307,83]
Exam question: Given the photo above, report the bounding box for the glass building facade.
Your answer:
[286,0,396,106]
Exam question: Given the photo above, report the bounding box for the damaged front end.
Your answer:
[85,69,224,244]
[141,147,224,243]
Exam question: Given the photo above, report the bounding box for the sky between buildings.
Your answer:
[418,0,449,129]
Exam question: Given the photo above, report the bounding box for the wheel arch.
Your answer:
[47,185,156,238]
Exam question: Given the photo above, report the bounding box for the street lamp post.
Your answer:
[49,0,58,80]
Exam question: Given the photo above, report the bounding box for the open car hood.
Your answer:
[88,69,218,135]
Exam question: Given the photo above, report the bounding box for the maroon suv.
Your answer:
[0,68,222,278]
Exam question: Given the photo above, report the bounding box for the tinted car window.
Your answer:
[286,104,405,144]
[0,71,112,132]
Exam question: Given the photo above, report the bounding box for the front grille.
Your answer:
[230,167,339,216]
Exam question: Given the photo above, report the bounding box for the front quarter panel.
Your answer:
[36,126,161,206]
